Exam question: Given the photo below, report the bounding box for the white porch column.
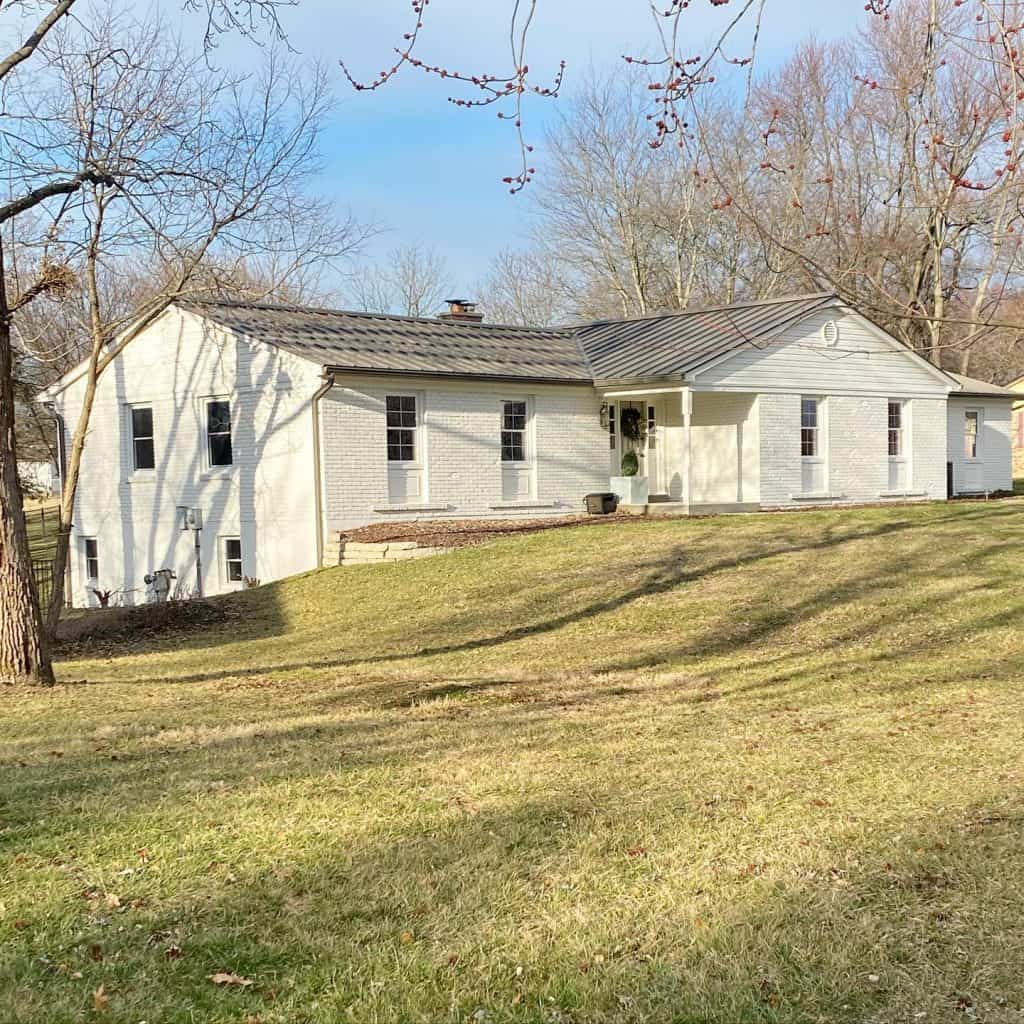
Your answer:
[681,387,693,507]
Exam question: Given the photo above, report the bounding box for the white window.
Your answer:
[888,400,908,490]
[221,537,243,583]
[386,395,417,462]
[964,409,980,459]
[800,397,820,457]
[206,399,233,467]
[500,400,528,463]
[385,394,424,504]
[888,401,904,457]
[83,537,99,581]
[500,397,535,501]
[130,406,155,471]
[800,396,825,493]
[608,403,617,451]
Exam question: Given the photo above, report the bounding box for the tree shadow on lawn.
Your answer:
[4,771,1023,1024]
[72,502,1023,688]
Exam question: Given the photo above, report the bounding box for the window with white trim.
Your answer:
[888,400,904,457]
[221,537,243,583]
[130,406,155,471]
[500,400,527,462]
[386,395,417,462]
[800,397,820,457]
[608,403,617,450]
[206,399,233,467]
[83,537,99,581]
[888,400,909,490]
[964,410,980,459]
[800,396,825,493]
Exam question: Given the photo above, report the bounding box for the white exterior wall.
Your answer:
[947,396,1014,494]
[52,309,322,607]
[320,374,608,531]
[695,309,953,508]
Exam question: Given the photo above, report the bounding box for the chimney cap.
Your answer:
[439,297,484,323]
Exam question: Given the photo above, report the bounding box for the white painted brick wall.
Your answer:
[759,393,947,507]
[53,308,321,606]
[320,375,609,531]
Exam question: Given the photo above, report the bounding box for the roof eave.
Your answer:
[322,364,596,387]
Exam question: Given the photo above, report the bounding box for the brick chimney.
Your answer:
[438,298,483,323]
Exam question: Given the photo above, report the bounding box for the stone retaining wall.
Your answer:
[323,537,446,567]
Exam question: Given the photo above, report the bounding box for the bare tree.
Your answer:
[347,244,449,317]
[12,14,365,630]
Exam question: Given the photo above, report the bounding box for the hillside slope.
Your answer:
[3,502,1024,1023]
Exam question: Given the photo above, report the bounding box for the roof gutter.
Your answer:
[311,371,335,570]
[321,365,594,387]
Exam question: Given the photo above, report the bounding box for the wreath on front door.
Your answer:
[619,406,646,443]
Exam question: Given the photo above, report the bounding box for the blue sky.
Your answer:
[169,2,868,299]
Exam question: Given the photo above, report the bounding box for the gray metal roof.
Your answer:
[946,372,1019,399]
[181,292,842,385]
[181,300,593,383]
[574,293,840,382]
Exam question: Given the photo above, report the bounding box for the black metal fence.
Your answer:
[31,557,56,607]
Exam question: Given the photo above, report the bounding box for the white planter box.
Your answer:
[610,475,649,506]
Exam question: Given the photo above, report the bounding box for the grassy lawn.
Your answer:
[3,501,1024,1023]
[23,498,59,562]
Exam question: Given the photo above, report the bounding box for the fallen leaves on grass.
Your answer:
[208,972,254,987]
[92,985,109,1011]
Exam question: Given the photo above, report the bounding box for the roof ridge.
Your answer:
[567,291,839,332]
[179,297,573,336]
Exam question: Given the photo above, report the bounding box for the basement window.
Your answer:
[222,537,243,583]
[83,537,99,581]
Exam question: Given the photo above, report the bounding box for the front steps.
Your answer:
[322,536,446,567]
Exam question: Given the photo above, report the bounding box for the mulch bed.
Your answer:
[55,598,242,652]
[339,513,631,550]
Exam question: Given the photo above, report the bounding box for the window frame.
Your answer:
[385,394,420,465]
[964,408,981,460]
[800,396,822,460]
[205,397,234,469]
[500,398,530,465]
[608,402,617,451]
[128,404,155,473]
[82,537,99,581]
[888,399,905,458]
[221,536,243,584]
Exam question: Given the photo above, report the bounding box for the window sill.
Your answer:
[791,492,844,501]
[200,466,236,480]
[489,501,559,510]
[372,503,449,513]
[879,490,928,498]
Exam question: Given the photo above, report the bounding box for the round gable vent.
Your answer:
[821,319,840,346]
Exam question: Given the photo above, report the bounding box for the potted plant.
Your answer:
[609,408,649,505]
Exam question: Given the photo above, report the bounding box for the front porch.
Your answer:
[602,385,760,514]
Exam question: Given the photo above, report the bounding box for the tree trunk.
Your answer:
[0,264,55,684]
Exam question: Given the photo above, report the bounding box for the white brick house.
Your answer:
[40,293,1016,606]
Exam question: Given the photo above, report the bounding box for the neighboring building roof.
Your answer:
[947,372,1020,400]
[573,292,840,383]
[181,300,593,383]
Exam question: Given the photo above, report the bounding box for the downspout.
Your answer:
[311,371,336,569]
[43,401,72,607]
